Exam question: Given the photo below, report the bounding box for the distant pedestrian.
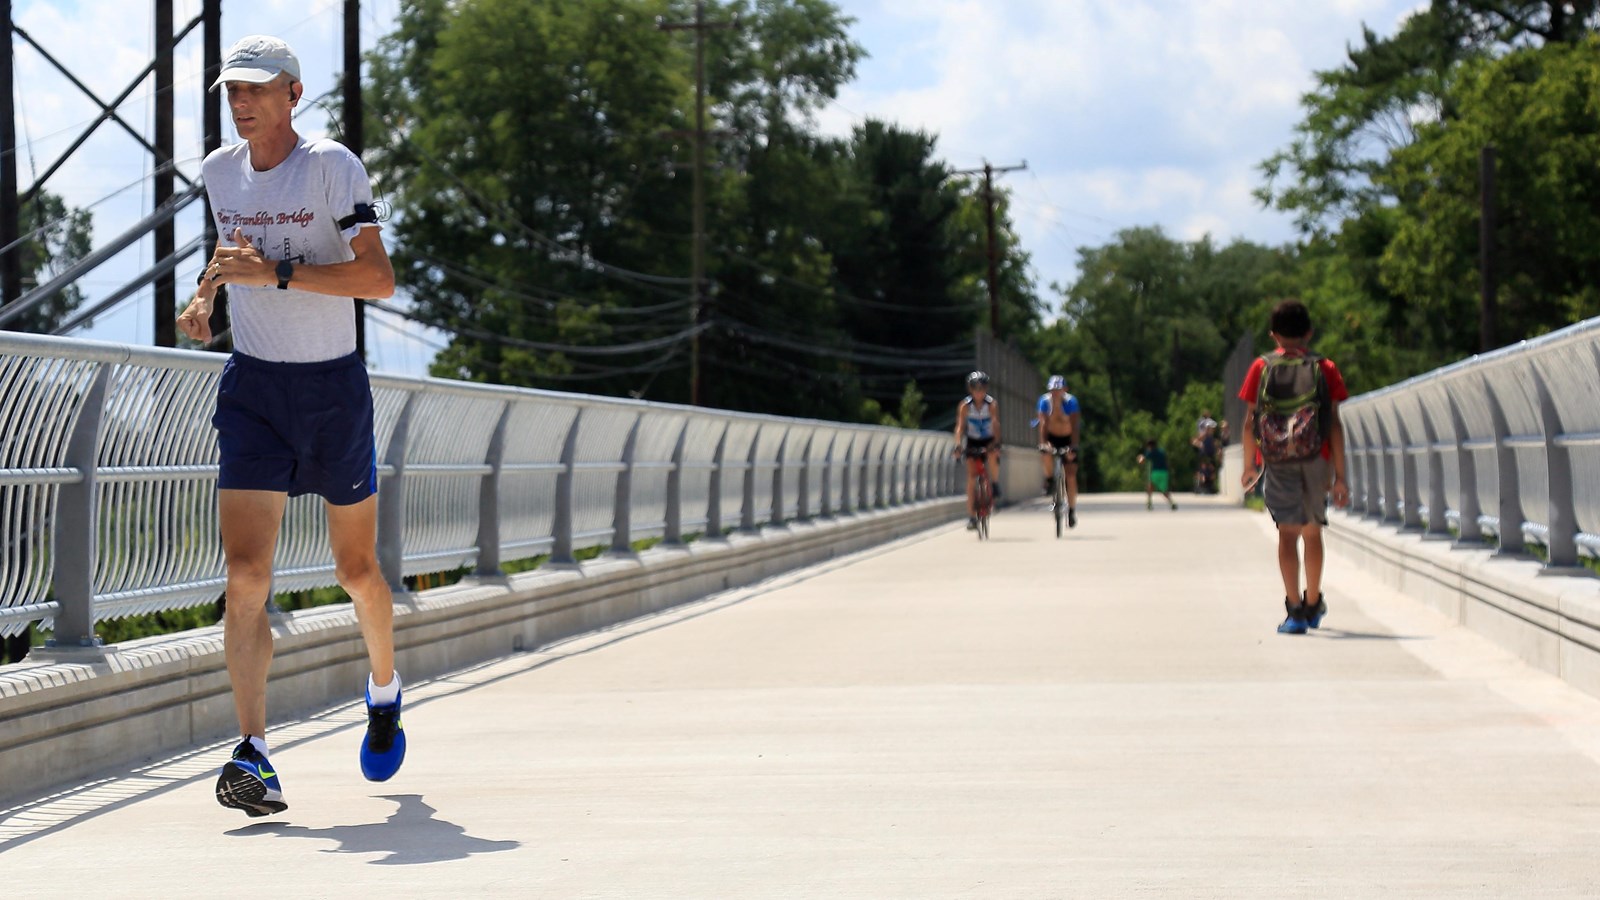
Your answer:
[1137,439,1176,511]
[1239,299,1351,635]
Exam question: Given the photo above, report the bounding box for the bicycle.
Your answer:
[1040,443,1077,538]
[959,444,995,540]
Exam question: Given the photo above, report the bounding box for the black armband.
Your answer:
[337,203,379,231]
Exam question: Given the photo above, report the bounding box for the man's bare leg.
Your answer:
[1303,523,1325,604]
[1277,525,1303,601]
[220,489,288,739]
[326,495,394,686]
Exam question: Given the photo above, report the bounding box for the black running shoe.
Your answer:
[216,738,287,817]
[1068,507,1077,529]
[1304,591,1328,629]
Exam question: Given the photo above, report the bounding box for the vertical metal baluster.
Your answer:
[741,424,759,532]
[472,401,513,580]
[378,391,418,594]
[1534,366,1579,568]
[770,430,785,526]
[550,410,583,566]
[1486,383,1524,555]
[663,418,689,545]
[47,365,111,651]
[611,413,642,554]
[706,422,727,540]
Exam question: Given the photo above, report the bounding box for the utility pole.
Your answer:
[343,0,366,359]
[658,1,734,406]
[1478,145,1497,353]
[954,160,1026,338]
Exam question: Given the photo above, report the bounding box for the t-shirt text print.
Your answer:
[201,137,378,363]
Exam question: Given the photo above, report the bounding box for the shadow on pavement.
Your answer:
[227,794,520,865]
[1312,628,1427,641]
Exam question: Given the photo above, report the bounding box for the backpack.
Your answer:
[1254,352,1330,465]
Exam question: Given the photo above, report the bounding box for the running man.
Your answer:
[1035,374,1080,528]
[955,371,1001,530]
[1137,438,1176,511]
[177,35,404,817]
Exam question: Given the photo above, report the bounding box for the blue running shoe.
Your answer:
[1277,599,1308,635]
[360,684,406,782]
[216,738,287,817]
[1304,592,1328,629]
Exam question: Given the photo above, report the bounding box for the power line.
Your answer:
[368,299,709,358]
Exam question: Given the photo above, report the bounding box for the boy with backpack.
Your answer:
[1239,300,1351,635]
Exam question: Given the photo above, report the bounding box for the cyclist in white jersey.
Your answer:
[955,371,1001,530]
[1035,374,1080,528]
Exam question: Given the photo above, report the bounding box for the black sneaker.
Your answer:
[1277,599,1308,635]
[1067,508,1077,529]
[1303,591,1328,629]
[216,738,287,817]
[966,516,978,531]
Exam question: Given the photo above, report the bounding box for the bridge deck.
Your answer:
[5,496,1600,897]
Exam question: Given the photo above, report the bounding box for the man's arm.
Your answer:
[1328,403,1350,507]
[208,226,395,299]
[1070,410,1081,448]
[1240,404,1259,486]
[954,405,966,449]
[176,274,222,343]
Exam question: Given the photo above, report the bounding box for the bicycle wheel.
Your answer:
[1053,461,1065,538]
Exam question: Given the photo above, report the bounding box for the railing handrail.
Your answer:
[0,332,964,649]
[1338,313,1600,570]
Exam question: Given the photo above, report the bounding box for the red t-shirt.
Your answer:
[1238,351,1349,461]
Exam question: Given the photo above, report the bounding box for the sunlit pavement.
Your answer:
[5,494,1600,898]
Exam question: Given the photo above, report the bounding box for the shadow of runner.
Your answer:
[227,794,520,865]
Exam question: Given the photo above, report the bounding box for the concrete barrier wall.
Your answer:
[1326,512,1600,701]
[0,499,963,808]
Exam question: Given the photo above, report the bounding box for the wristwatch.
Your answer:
[275,259,294,290]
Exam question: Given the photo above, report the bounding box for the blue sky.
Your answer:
[10,0,1423,376]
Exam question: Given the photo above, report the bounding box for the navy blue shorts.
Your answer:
[213,351,377,506]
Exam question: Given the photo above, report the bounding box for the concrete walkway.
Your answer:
[5,496,1600,898]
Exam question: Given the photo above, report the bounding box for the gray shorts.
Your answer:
[1263,456,1331,527]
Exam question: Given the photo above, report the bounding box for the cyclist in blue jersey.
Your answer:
[1035,375,1081,528]
[955,371,1001,530]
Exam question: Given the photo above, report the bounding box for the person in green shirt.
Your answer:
[1137,438,1177,511]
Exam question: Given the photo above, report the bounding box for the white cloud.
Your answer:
[820,0,1425,300]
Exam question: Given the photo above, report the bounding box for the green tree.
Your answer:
[365,0,695,393]
[3,192,94,334]
[1381,38,1600,353]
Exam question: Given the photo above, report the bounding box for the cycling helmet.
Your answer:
[966,371,990,387]
[1046,375,1066,391]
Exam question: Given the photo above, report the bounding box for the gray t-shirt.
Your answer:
[201,137,377,363]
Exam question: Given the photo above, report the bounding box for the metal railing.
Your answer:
[1339,316,1600,569]
[0,333,962,647]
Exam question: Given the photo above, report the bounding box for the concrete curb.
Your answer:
[0,499,963,808]
[1325,510,1600,699]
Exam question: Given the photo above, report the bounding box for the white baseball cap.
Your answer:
[211,35,301,90]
